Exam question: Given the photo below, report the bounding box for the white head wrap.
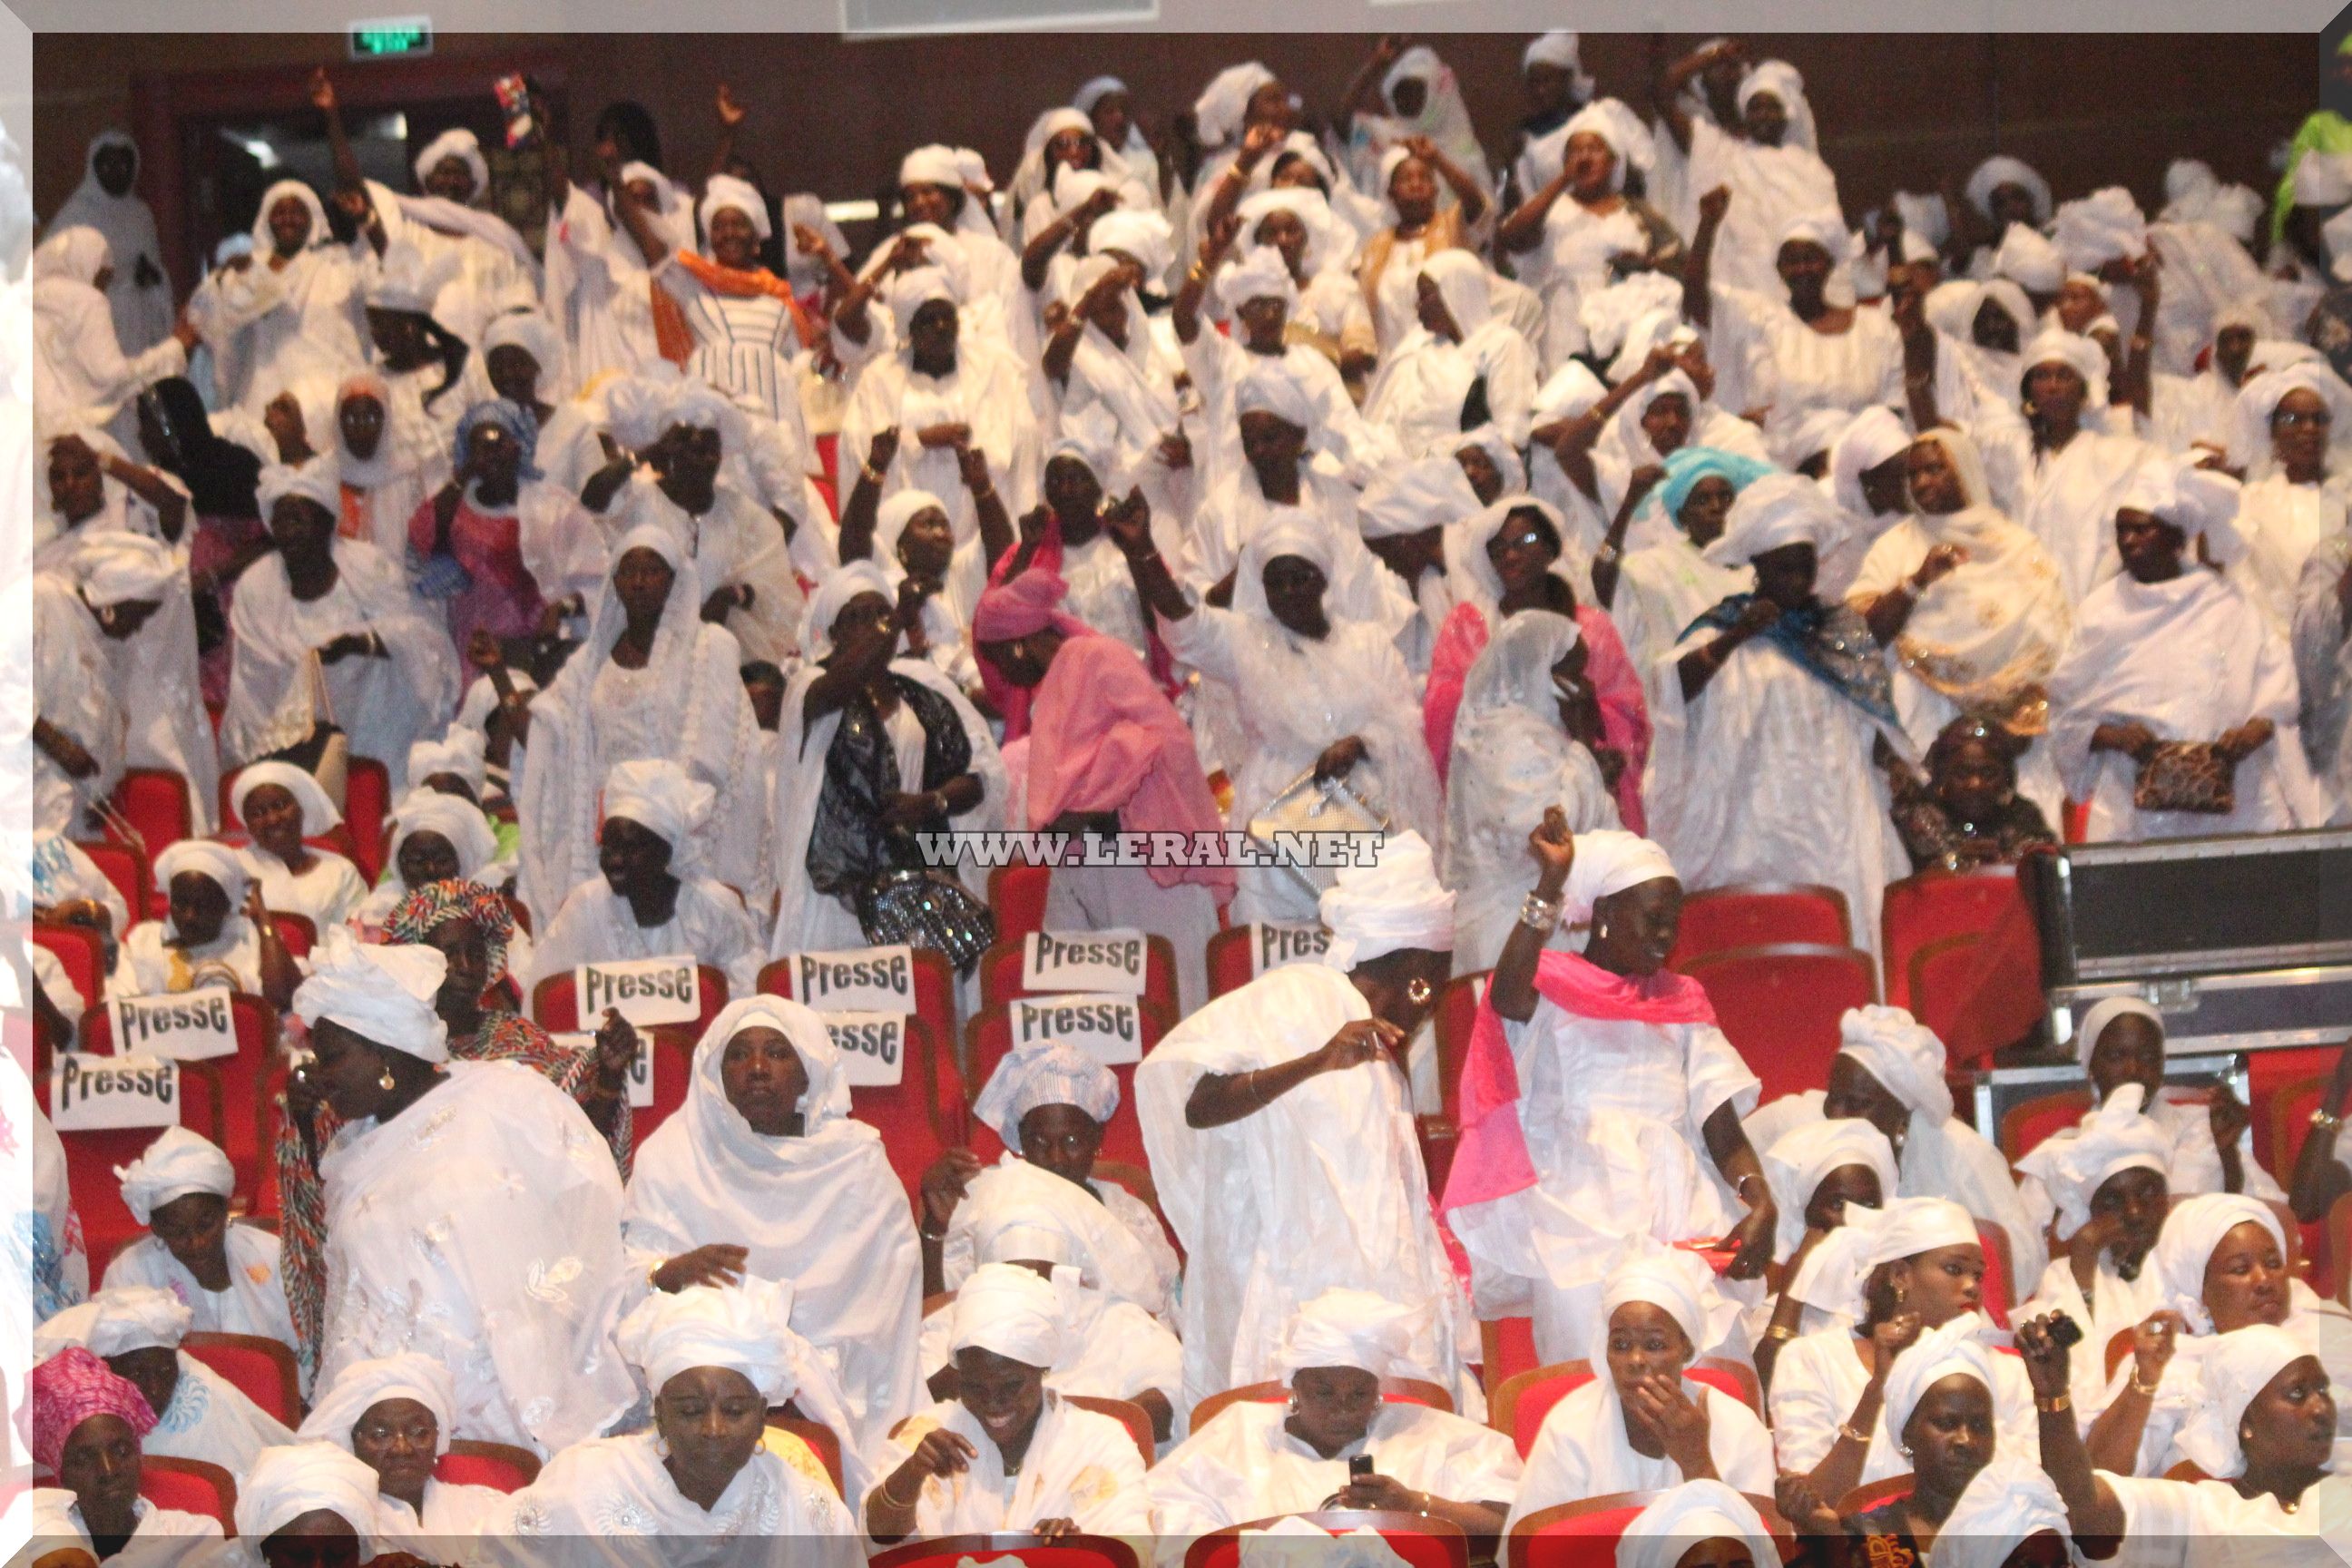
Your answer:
[1233,356,1317,433]
[1829,407,1913,519]
[250,180,329,255]
[1735,60,1816,151]
[1217,246,1298,316]
[1455,426,1527,495]
[616,1276,804,1403]
[1278,1288,1422,1381]
[1074,76,1126,115]
[1194,63,1277,151]
[1560,829,1678,926]
[235,1444,385,1552]
[1358,455,1481,540]
[1838,1004,1955,1122]
[154,838,250,916]
[697,173,771,244]
[1617,1482,1781,1568]
[2053,187,2149,271]
[1318,829,1455,970]
[692,995,852,1132]
[887,265,961,345]
[385,792,498,884]
[1787,1195,1982,1322]
[231,759,344,833]
[72,534,179,608]
[1932,1456,2070,1568]
[296,1353,456,1456]
[406,730,487,798]
[972,1039,1120,1152]
[2228,363,2352,474]
[951,1262,1063,1369]
[897,144,964,192]
[2178,1324,2311,1479]
[1590,1234,1737,1369]
[365,241,461,315]
[291,928,449,1063]
[1762,1118,1897,1257]
[257,456,341,518]
[2020,328,2110,412]
[1966,156,2053,225]
[412,127,486,201]
[1992,223,2064,294]
[1417,249,1494,338]
[1703,471,1844,567]
[1579,272,1686,369]
[1534,359,1610,426]
[2015,1082,2171,1242]
[1089,208,1175,279]
[1524,98,1651,194]
[36,1286,192,1358]
[802,561,896,662]
[1237,187,1348,279]
[1882,1316,1998,1449]
[2154,1193,2287,1334]
[113,1127,233,1225]
[2116,453,2246,564]
[601,757,714,853]
[1524,31,1586,79]
[481,309,570,399]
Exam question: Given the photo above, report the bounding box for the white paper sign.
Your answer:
[1009,994,1143,1066]
[1248,922,1330,976]
[51,1054,181,1131]
[788,946,918,1014]
[823,1012,908,1088]
[573,956,701,1028]
[105,986,238,1062]
[1021,929,1147,995]
[553,1031,654,1110]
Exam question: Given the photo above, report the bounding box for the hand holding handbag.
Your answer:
[2132,740,2236,815]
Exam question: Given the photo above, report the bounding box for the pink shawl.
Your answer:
[978,520,1179,740]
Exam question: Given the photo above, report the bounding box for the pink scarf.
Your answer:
[1439,951,1716,1214]
[978,516,1179,740]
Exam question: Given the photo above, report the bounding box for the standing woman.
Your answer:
[34,227,197,446]
[184,180,368,416]
[57,534,220,837]
[2227,364,2352,633]
[477,310,603,498]
[52,132,175,354]
[1651,44,1840,299]
[220,459,456,799]
[132,377,267,710]
[1497,98,1676,373]
[329,369,447,559]
[288,931,637,1455]
[1357,144,1489,359]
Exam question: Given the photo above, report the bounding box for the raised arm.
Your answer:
[1653,40,1740,156]
[1532,348,1674,506]
[1344,36,1409,127]
[1023,186,1119,291]
[2289,1037,2352,1221]
[102,452,189,544]
[1172,216,1240,346]
[709,83,746,181]
[1592,464,1665,610]
[598,139,672,270]
[2015,1313,2127,1552]
[2121,255,2161,421]
[1796,1313,1920,1504]
[1682,184,1730,330]
[1497,162,1577,256]
[1490,808,1573,1023]
[1410,135,1488,228]
[960,443,1015,572]
[836,426,898,563]
[308,69,367,199]
[1105,492,1191,623]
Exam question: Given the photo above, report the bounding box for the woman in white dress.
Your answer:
[219,460,456,799]
[293,1354,506,1546]
[230,762,368,934]
[1504,1240,1772,1531]
[621,995,923,1452]
[330,368,447,562]
[867,1262,1149,1544]
[110,840,299,1009]
[103,1128,296,1354]
[1497,98,1671,373]
[52,131,176,356]
[186,181,368,417]
[1442,824,1775,1362]
[289,931,637,1455]
[222,1443,390,1568]
[1749,1117,1898,1365]
[1363,250,1536,455]
[27,1348,221,1568]
[2225,363,2352,633]
[1653,45,1840,299]
[1044,253,1189,516]
[34,227,194,440]
[1443,612,1622,972]
[37,1289,297,1478]
[54,531,218,838]
[504,1279,861,1567]
[2047,455,2332,841]
[1147,1288,1522,1563]
[348,789,505,938]
[1600,446,1765,710]
[511,524,763,926]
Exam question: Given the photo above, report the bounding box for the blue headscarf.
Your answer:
[451,397,543,482]
[1658,446,1776,531]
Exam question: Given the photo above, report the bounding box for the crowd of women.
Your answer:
[20,29,2352,1568]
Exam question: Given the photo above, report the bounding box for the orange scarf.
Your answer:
[662,251,818,368]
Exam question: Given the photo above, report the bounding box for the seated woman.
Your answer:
[2071,999,2282,1217]
[525,758,764,998]
[769,563,1004,961]
[347,789,505,940]
[505,1279,860,1564]
[1137,837,1471,1413]
[838,450,1009,702]
[110,840,299,1011]
[622,995,922,1453]
[1750,1117,1897,1373]
[103,1128,296,1352]
[2024,1317,2350,1553]
[36,1288,295,1477]
[926,1036,1180,1320]
[1441,822,1775,1364]
[1601,446,1765,698]
[2085,1194,2352,1477]
[1767,1198,2037,1494]
[28,1348,221,1568]
[867,1262,1150,1544]
[1363,251,1537,456]
[2047,455,2331,842]
[1780,1318,2010,1558]
[293,1354,504,1544]
[1506,1240,1770,1532]
[477,310,602,497]
[289,930,637,1455]
[1147,1287,1518,1558]
[230,763,368,934]
[229,1442,390,1568]
[329,368,447,560]
[1612,1481,1784,1568]
[1443,612,1623,972]
[2014,1089,2177,1412]
[1879,715,2058,874]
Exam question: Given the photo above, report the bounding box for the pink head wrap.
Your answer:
[33,1348,157,1475]
[972,568,1095,645]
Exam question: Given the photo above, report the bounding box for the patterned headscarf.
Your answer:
[385,877,516,985]
[451,397,543,483]
[33,1348,157,1475]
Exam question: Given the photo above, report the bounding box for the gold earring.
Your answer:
[1406,977,1433,1005]
[377,1067,397,1092]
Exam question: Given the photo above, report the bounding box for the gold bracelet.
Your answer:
[877,1471,921,1509]
[2130,1369,2161,1397]
[1764,1324,1798,1342]
[860,462,887,485]
[2312,1107,2344,1133]
[646,1260,665,1291]
[2036,1393,2071,1414]
[1837,1421,1871,1445]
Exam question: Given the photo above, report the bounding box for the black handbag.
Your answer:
[855,868,997,974]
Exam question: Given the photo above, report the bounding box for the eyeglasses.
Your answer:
[2272,407,2334,429]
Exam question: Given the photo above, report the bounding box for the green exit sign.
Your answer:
[348,15,433,58]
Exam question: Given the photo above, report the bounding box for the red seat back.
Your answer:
[342,758,391,883]
[83,994,278,1208]
[1668,885,1850,968]
[2248,1047,2338,1185]
[1189,1512,1466,1568]
[1511,1492,1795,1568]
[976,934,1180,1018]
[435,1440,542,1492]
[1976,1220,2015,1325]
[41,1061,232,1265]
[1675,944,1877,1104]
[1430,971,1489,1135]
[1998,1088,2093,1163]
[1881,869,2021,1010]
[1203,926,1255,1001]
[965,1000,1175,1170]
[1481,1316,1539,1405]
[848,1016,969,1206]
[71,838,152,929]
[181,1332,302,1426]
[139,1455,237,1532]
[113,769,193,857]
[988,864,1054,946]
[34,923,106,1015]
[756,947,961,1055]
[1491,1360,1758,1457]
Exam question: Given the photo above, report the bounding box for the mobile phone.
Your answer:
[493,73,537,149]
[2047,1313,2083,1349]
[1348,1455,1374,1479]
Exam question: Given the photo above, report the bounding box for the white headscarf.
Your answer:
[2021,328,2112,410]
[1762,1118,1897,1257]
[1217,246,1299,316]
[2227,363,2352,475]
[1318,829,1455,970]
[1589,1234,1738,1368]
[153,838,250,916]
[257,456,341,518]
[1882,1316,1997,1450]
[291,928,449,1063]
[235,1444,386,1552]
[413,128,487,202]
[2115,452,2246,564]
[1830,407,1912,519]
[1195,63,1277,151]
[2153,1193,2287,1334]
[1703,471,1844,567]
[800,561,896,662]
[1278,1287,1423,1381]
[2053,187,2149,272]
[250,179,331,257]
[971,1039,1120,1152]
[2014,1083,2171,1242]
[688,994,852,1137]
[601,757,715,855]
[1992,224,2063,295]
[697,173,771,246]
[481,309,571,402]
[296,1353,456,1456]
[1236,188,1350,279]
[1734,59,1818,152]
[1838,1004,1955,1122]
[406,730,487,798]
[1560,828,1677,926]
[1787,1196,1980,1322]
[385,792,499,884]
[950,1262,1065,1369]
[37,1285,192,1358]
[231,759,345,833]
[1358,455,1481,540]
[2177,1324,2311,1479]
[1966,157,2053,225]
[616,1275,805,1403]
[113,1126,233,1225]
[1616,1482,1781,1568]
[1931,1455,2069,1568]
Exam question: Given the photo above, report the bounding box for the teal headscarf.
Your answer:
[1658,446,1775,531]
